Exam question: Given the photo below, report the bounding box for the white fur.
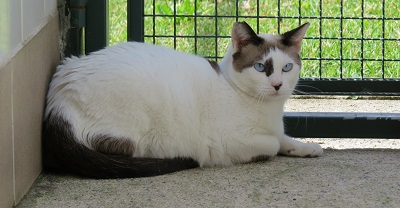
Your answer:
[45,37,322,167]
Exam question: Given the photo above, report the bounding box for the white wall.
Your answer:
[0,0,58,66]
[0,1,60,207]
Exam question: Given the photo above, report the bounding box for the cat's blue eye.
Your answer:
[282,63,293,72]
[254,63,265,72]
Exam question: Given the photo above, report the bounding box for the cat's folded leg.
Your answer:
[278,135,323,157]
[226,135,280,164]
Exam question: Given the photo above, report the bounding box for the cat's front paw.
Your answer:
[285,142,323,157]
[302,142,323,157]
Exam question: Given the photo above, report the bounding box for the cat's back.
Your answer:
[45,42,221,119]
[56,42,210,78]
[48,42,219,97]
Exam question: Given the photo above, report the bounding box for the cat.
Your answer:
[43,21,323,179]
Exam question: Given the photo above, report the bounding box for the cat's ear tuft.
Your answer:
[231,22,263,51]
[280,22,310,53]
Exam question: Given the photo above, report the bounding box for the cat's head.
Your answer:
[222,21,309,101]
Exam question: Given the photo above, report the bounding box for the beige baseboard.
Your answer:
[0,14,60,207]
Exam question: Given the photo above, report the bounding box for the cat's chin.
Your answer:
[252,93,289,102]
[265,92,291,101]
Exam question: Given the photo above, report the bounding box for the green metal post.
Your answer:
[85,0,109,54]
[127,0,144,42]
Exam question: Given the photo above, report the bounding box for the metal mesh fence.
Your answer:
[140,0,399,80]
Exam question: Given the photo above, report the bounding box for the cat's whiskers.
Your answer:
[293,89,310,95]
[294,84,322,95]
[246,83,266,106]
[257,84,273,104]
[251,83,287,105]
[251,90,266,107]
[258,91,268,106]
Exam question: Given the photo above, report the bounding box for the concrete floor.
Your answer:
[17,98,400,208]
[17,149,400,208]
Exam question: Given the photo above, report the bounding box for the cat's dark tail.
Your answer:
[42,115,199,179]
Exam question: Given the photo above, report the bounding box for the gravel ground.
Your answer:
[285,96,400,113]
[17,98,400,208]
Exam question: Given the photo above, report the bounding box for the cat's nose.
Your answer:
[273,83,282,91]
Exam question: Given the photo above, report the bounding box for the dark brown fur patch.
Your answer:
[207,60,220,74]
[232,43,269,72]
[287,149,296,155]
[232,38,303,73]
[264,58,274,77]
[91,136,135,156]
[251,155,272,163]
[232,22,265,51]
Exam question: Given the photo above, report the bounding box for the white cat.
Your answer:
[43,22,323,179]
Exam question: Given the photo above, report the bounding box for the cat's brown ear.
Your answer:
[280,22,310,54]
[231,22,263,51]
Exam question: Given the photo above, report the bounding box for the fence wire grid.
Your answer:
[111,0,400,80]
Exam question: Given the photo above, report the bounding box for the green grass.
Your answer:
[109,0,399,79]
